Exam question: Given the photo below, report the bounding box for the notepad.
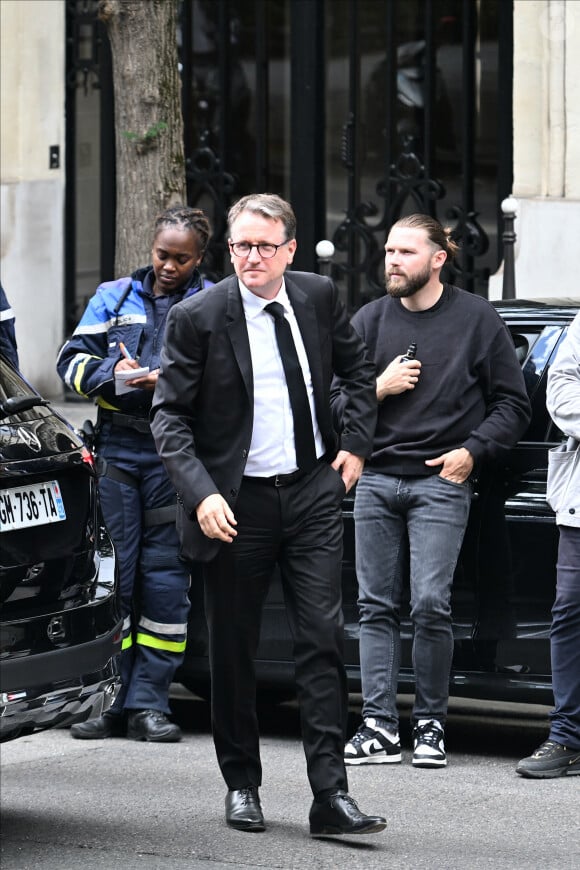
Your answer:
[115,366,150,395]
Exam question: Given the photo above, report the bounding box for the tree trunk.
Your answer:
[98,0,186,276]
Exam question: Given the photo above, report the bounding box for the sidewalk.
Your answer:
[49,395,97,430]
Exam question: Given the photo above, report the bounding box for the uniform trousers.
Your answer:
[97,423,191,714]
[203,461,349,799]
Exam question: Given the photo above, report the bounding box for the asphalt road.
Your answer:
[1,691,578,870]
[27,399,577,868]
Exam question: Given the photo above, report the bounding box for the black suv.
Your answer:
[177,300,578,706]
[0,358,122,742]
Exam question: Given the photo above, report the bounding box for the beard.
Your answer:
[385,262,432,298]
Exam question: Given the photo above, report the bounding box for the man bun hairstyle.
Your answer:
[153,206,212,256]
[391,213,459,263]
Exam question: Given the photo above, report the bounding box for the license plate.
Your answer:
[0,480,66,532]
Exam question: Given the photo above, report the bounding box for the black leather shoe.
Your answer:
[127,709,182,742]
[225,787,265,832]
[309,790,387,836]
[70,712,125,740]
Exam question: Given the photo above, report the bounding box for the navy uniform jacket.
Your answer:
[56,266,205,414]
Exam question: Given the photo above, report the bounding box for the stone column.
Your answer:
[489,0,580,300]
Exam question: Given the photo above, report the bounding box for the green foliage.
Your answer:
[122,121,168,150]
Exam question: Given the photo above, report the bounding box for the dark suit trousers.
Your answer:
[203,462,349,798]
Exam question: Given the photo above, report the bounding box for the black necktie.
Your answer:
[265,301,317,472]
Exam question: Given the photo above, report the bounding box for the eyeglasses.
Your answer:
[229,239,291,259]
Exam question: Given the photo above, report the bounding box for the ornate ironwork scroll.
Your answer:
[332,136,446,304]
[185,98,235,281]
[333,134,491,303]
[65,0,102,95]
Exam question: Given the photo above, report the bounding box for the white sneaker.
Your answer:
[412,719,446,768]
[344,717,402,765]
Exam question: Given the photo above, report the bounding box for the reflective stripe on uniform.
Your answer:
[139,616,187,635]
[97,396,120,411]
[64,353,99,394]
[136,632,187,654]
[74,312,147,334]
[121,615,133,650]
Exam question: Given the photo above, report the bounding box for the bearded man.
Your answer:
[331,214,531,769]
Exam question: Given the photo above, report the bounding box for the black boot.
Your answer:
[127,709,182,742]
[70,712,125,740]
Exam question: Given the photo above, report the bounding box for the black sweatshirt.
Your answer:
[331,285,531,476]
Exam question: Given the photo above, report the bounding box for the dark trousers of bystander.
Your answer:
[549,525,580,750]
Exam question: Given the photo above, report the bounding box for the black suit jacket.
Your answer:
[150,271,377,562]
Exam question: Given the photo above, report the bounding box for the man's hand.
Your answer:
[196,493,238,542]
[331,450,365,493]
[376,356,421,402]
[425,447,474,483]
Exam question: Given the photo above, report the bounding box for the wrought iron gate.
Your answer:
[181,0,513,305]
[65,0,513,324]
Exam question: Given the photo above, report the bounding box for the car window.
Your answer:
[511,326,561,390]
[1,361,34,400]
[509,325,566,443]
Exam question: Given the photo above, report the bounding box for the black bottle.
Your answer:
[401,341,417,362]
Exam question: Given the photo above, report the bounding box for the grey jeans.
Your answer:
[354,471,472,729]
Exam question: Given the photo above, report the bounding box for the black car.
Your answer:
[0,358,122,742]
[178,299,579,706]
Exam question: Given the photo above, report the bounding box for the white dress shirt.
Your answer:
[239,279,325,476]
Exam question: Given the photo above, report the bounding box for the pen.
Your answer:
[119,342,134,361]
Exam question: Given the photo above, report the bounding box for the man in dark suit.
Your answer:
[151,193,385,837]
